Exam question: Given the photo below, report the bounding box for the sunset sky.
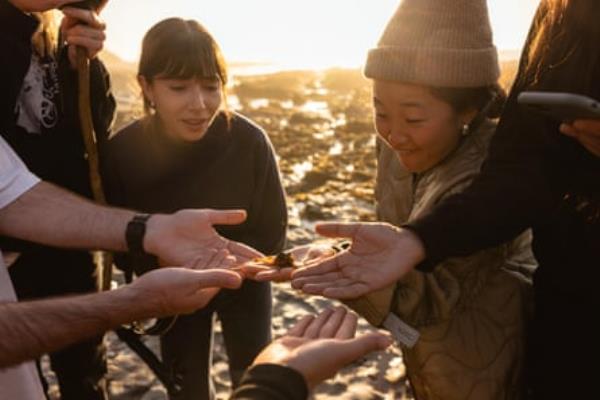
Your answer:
[102,0,540,69]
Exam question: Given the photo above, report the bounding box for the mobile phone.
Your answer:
[517,91,600,121]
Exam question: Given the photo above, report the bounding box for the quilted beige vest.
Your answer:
[346,120,535,400]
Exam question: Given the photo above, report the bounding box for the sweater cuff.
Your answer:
[402,221,443,273]
[232,364,308,400]
[0,1,39,44]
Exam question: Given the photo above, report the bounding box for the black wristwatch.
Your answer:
[126,213,152,256]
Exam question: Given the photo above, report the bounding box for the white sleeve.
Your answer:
[0,136,40,209]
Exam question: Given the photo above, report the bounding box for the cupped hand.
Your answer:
[252,307,392,390]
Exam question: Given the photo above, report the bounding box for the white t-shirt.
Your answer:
[0,136,45,399]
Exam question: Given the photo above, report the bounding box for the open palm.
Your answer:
[144,209,262,268]
[291,222,425,299]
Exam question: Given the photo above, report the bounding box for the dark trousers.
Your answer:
[527,284,599,399]
[161,280,272,400]
[9,248,108,400]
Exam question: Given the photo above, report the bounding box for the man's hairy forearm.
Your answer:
[0,287,153,368]
[0,181,134,251]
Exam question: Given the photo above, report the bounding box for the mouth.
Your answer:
[181,118,209,130]
[393,147,418,155]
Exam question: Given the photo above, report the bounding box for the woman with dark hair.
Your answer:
[292,0,600,398]
[101,18,287,400]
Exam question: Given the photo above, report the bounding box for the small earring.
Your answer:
[461,123,470,136]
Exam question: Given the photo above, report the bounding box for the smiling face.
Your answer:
[372,80,473,173]
[139,76,223,142]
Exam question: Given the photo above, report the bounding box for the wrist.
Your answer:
[142,213,167,257]
[399,228,426,264]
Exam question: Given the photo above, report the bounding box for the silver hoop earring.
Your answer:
[461,123,470,136]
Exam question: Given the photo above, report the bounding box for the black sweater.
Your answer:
[102,112,287,257]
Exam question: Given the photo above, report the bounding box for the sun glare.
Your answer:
[102,0,540,70]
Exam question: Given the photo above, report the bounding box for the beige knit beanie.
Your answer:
[364,0,499,87]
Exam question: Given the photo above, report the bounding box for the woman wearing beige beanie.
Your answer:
[301,0,535,398]
[293,0,600,399]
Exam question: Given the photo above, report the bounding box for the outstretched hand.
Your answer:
[291,222,425,299]
[253,307,392,390]
[144,209,263,269]
[127,267,243,317]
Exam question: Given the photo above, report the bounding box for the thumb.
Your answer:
[335,332,393,363]
[315,222,361,240]
[205,209,247,226]
[193,269,243,290]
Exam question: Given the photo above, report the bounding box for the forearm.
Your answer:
[0,286,153,368]
[0,181,134,252]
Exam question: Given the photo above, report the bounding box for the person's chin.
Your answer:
[395,151,421,172]
[180,125,209,141]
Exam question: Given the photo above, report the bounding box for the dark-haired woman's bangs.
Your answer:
[155,37,221,81]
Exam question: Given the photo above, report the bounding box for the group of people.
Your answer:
[0,0,598,400]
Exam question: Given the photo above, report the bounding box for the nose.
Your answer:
[189,85,207,109]
[387,128,410,148]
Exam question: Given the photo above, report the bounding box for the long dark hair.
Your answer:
[521,0,600,96]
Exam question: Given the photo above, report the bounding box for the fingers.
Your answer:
[335,311,358,339]
[193,269,243,290]
[572,119,600,136]
[323,283,371,300]
[254,268,293,282]
[61,7,106,30]
[302,308,334,339]
[318,307,348,338]
[204,209,247,226]
[292,270,346,290]
[291,253,343,280]
[338,332,393,361]
[227,240,263,260]
[287,314,316,337]
[315,222,362,239]
[65,35,104,58]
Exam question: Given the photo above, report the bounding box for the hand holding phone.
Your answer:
[517,91,600,122]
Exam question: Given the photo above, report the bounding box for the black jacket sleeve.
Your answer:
[230,364,308,400]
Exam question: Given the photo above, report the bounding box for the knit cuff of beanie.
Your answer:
[364,45,500,88]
